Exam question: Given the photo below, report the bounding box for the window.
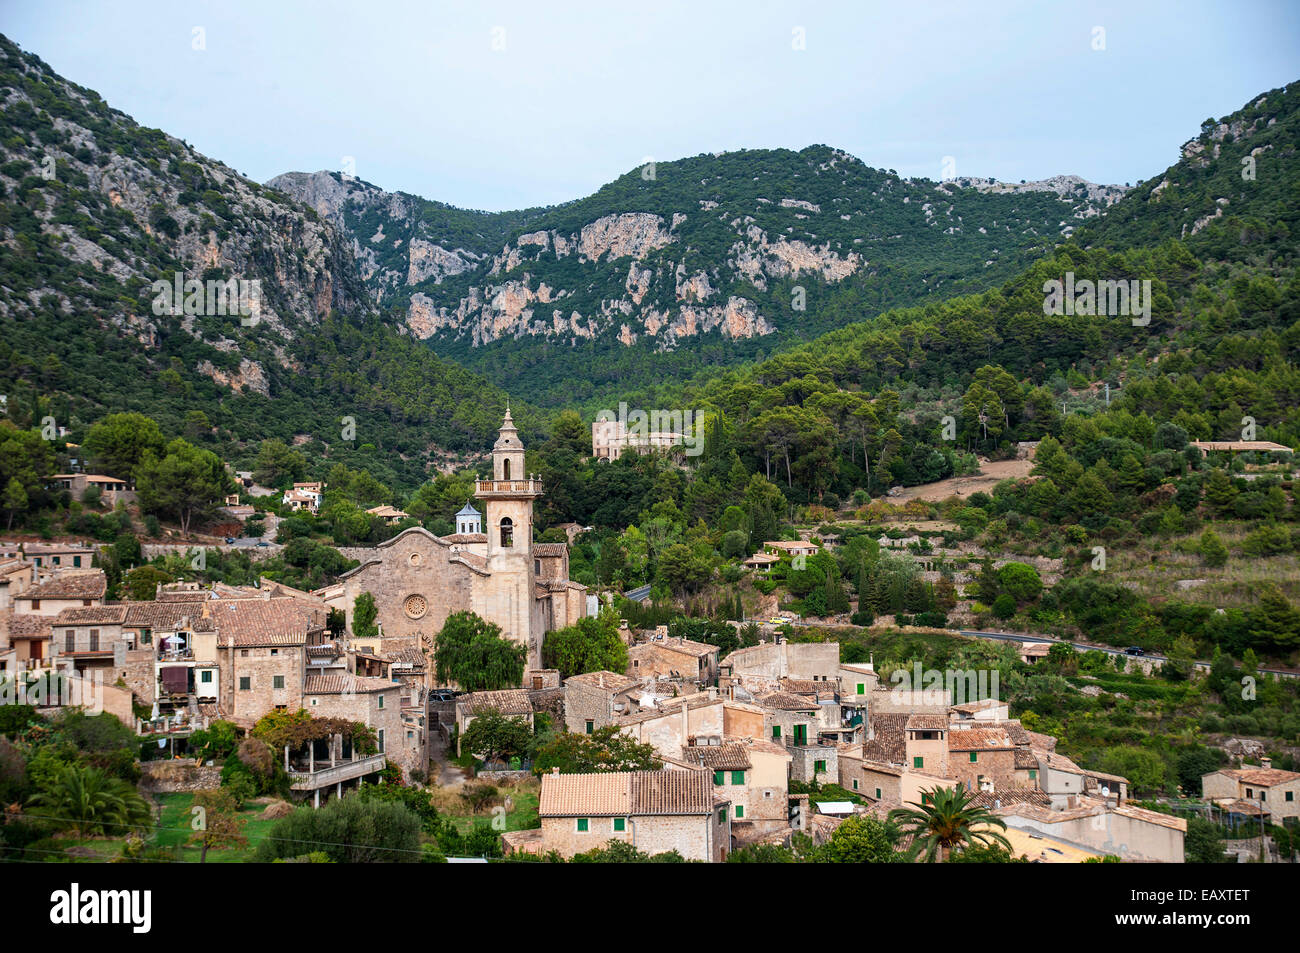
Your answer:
[378,695,385,709]
[377,729,385,753]
[735,805,744,819]
[239,677,251,691]
[717,808,726,824]
[713,770,725,785]
[969,751,978,763]
[88,629,99,651]
[793,724,807,745]
[503,459,512,480]
[856,682,865,694]
[200,671,212,684]
[585,720,594,735]
[273,675,285,690]
[535,560,541,574]
[576,818,589,832]
[270,649,278,656]
[1260,791,1266,801]
[771,725,781,739]
[815,760,826,773]
[1286,791,1293,802]
[407,731,413,741]
[731,770,744,785]
[613,818,625,832]
[240,649,249,658]
[65,630,74,652]
[1246,788,1254,798]
[913,756,924,768]
[852,780,859,790]
[500,517,514,548]
[875,788,882,799]
[1028,769,1036,780]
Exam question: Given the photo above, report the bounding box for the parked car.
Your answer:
[256,540,270,548]
[224,537,234,544]
[1124,646,1145,656]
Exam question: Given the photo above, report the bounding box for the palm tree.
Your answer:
[27,764,151,836]
[888,785,1012,862]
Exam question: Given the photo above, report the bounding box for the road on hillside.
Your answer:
[741,617,1299,681]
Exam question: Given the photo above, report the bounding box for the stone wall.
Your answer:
[139,758,223,793]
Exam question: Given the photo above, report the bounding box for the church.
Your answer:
[328,409,588,680]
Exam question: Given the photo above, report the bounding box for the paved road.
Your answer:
[742,617,1299,680]
[624,584,652,601]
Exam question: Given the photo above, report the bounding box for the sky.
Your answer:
[2,0,1298,212]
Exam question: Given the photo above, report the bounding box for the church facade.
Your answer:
[329,410,587,680]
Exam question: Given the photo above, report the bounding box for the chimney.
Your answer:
[1261,757,1272,770]
[551,766,560,775]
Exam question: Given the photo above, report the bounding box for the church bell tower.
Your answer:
[474,407,542,664]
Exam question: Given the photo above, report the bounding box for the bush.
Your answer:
[992,594,1016,619]
[912,611,949,628]
[255,794,423,863]
[850,610,875,627]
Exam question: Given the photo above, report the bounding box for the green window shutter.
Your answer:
[875,788,882,799]
[735,805,744,819]
[714,770,724,785]
[856,683,864,694]
[239,676,250,691]
[613,818,625,832]
[1029,769,1037,780]
[731,770,744,785]
[772,725,780,738]
[815,760,825,772]
[1287,791,1293,802]
[585,720,594,735]
[577,818,589,832]
[200,671,212,683]
[273,675,285,690]
[913,756,923,768]
[852,780,859,790]
[969,751,977,762]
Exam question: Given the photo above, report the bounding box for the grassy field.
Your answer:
[431,779,540,834]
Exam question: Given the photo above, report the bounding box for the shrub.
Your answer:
[254,794,422,863]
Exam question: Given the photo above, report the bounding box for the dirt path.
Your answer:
[893,458,1034,502]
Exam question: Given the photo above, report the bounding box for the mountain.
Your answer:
[269,150,1126,408]
[0,34,529,490]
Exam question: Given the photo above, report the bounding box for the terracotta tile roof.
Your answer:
[1216,767,1300,787]
[1013,748,1041,769]
[157,590,210,603]
[123,601,207,629]
[7,614,51,638]
[52,605,127,625]
[632,637,717,659]
[862,713,908,764]
[385,647,427,669]
[1026,731,1057,752]
[757,691,819,711]
[905,713,949,731]
[969,788,1050,809]
[861,759,905,777]
[210,599,323,646]
[1038,750,1085,774]
[533,543,568,557]
[22,571,107,601]
[539,770,716,817]
[565,670,639,692]
[680,744,752,771]
[947,727,1013,751]
[950,698,1006,714]
[452,551,488,572]
[1002,721,1030,746]
[461,689,534,716]
[441,533,486,544]
[779,678,821,695]
[1216,798,1270,816]
[303,674,396,695]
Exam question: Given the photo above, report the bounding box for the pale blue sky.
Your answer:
[3,0,1298,211]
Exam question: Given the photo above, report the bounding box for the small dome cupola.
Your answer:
[493,405,526,481]
[455,503,482,536]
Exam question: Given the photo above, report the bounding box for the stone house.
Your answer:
[302,672,421,777]
[211,598,328,724]
[49,474,136,506]
[14,570,106,616]
[1202,763,1300,824]
[532,769,730,862]
[0,558,33,609]
[50,604,128,679]
[945,725,1018,793]
[721,640,840,695]
[454,689,535,754]
[676,738,791,831]
[627,636,719,684]
[563,670,640,734]
[616,695,726,760]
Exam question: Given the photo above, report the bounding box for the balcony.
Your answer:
[475,479,543,497]
[288,753,388,791]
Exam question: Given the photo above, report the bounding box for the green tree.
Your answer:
[136,438,234,534]
[254,794,422,863]
[187,787,248,863]
[888,786,1011,862]
[83,412,166,483]
[1198,529,1229,567]
[433,611,526,690]
[533,726,659,774]
[252,438,307,487]
[542,614,629,678]
[2,477,27,531]
[26,763,150,836]
[352,592,379,641]
[459,710,534,764]
[813,814,901,863]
